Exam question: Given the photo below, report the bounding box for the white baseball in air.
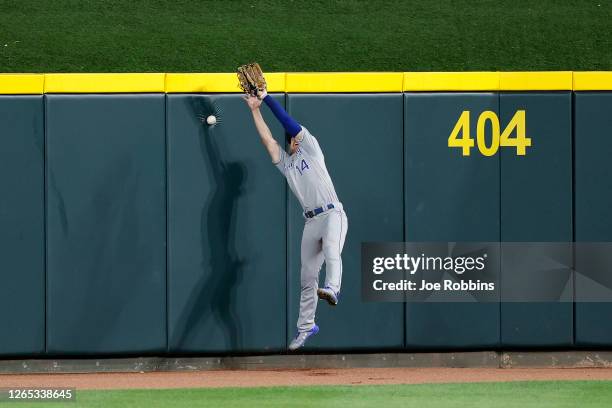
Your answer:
[206,115,217,125]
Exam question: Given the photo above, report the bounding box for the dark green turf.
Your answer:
[5,381,612,408]
[0,0,611,72]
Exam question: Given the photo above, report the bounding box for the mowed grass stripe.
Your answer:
[0,0,611,72]
[7,381,612,408]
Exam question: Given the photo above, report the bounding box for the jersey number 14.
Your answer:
[296,159,310,175]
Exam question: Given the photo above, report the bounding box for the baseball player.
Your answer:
[243,89,348,351]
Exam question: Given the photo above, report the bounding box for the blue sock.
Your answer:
[263,95,302,139]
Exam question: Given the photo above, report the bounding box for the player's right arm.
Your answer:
[243,95,281,164]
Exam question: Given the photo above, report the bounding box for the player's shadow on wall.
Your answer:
[175,97,246,351]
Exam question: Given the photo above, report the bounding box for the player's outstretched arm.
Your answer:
[243,95,281,163]
[261,93,303,141]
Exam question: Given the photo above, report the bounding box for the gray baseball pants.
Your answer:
[297,204,348,332]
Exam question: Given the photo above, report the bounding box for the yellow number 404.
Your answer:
[448,110,532,156]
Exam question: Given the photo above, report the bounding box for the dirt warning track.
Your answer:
[1,367,612,390]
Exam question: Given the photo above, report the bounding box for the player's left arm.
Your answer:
[260,92,302,137]
[261,92,321,156]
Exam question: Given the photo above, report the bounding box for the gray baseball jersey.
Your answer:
[274,127,339,212]
[274,126,348,334]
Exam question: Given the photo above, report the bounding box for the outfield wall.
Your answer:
[1,72,612,357]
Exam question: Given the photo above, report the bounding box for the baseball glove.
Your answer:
[237,62,267,98]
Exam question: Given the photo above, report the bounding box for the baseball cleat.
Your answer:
[317,286,339,306]
[288,324,319,351]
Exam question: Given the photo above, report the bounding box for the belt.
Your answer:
[304,204,335,219]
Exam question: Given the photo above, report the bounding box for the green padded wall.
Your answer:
[286,94,404,350]
[500,93,573,347]
[0,89,600,356]
[46,95,166,354]
[0,96,45,355]
[404,93,500,349]
[166,94,287,353]
[575,92,612,346]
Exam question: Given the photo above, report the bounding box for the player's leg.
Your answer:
[296,221,324,332]
[289,221,324,350]
[319,210,348,305]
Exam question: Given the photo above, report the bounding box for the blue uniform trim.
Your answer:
[263,95,302,140]
[304,203,335,219]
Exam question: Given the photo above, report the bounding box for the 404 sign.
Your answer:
[448,110,532,156]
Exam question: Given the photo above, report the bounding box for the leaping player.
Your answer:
[240,64,348,351]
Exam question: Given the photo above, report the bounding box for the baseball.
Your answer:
[206,115,217,125]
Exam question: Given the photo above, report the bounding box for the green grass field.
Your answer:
[1,0,611,72]
[6,381,612,408]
